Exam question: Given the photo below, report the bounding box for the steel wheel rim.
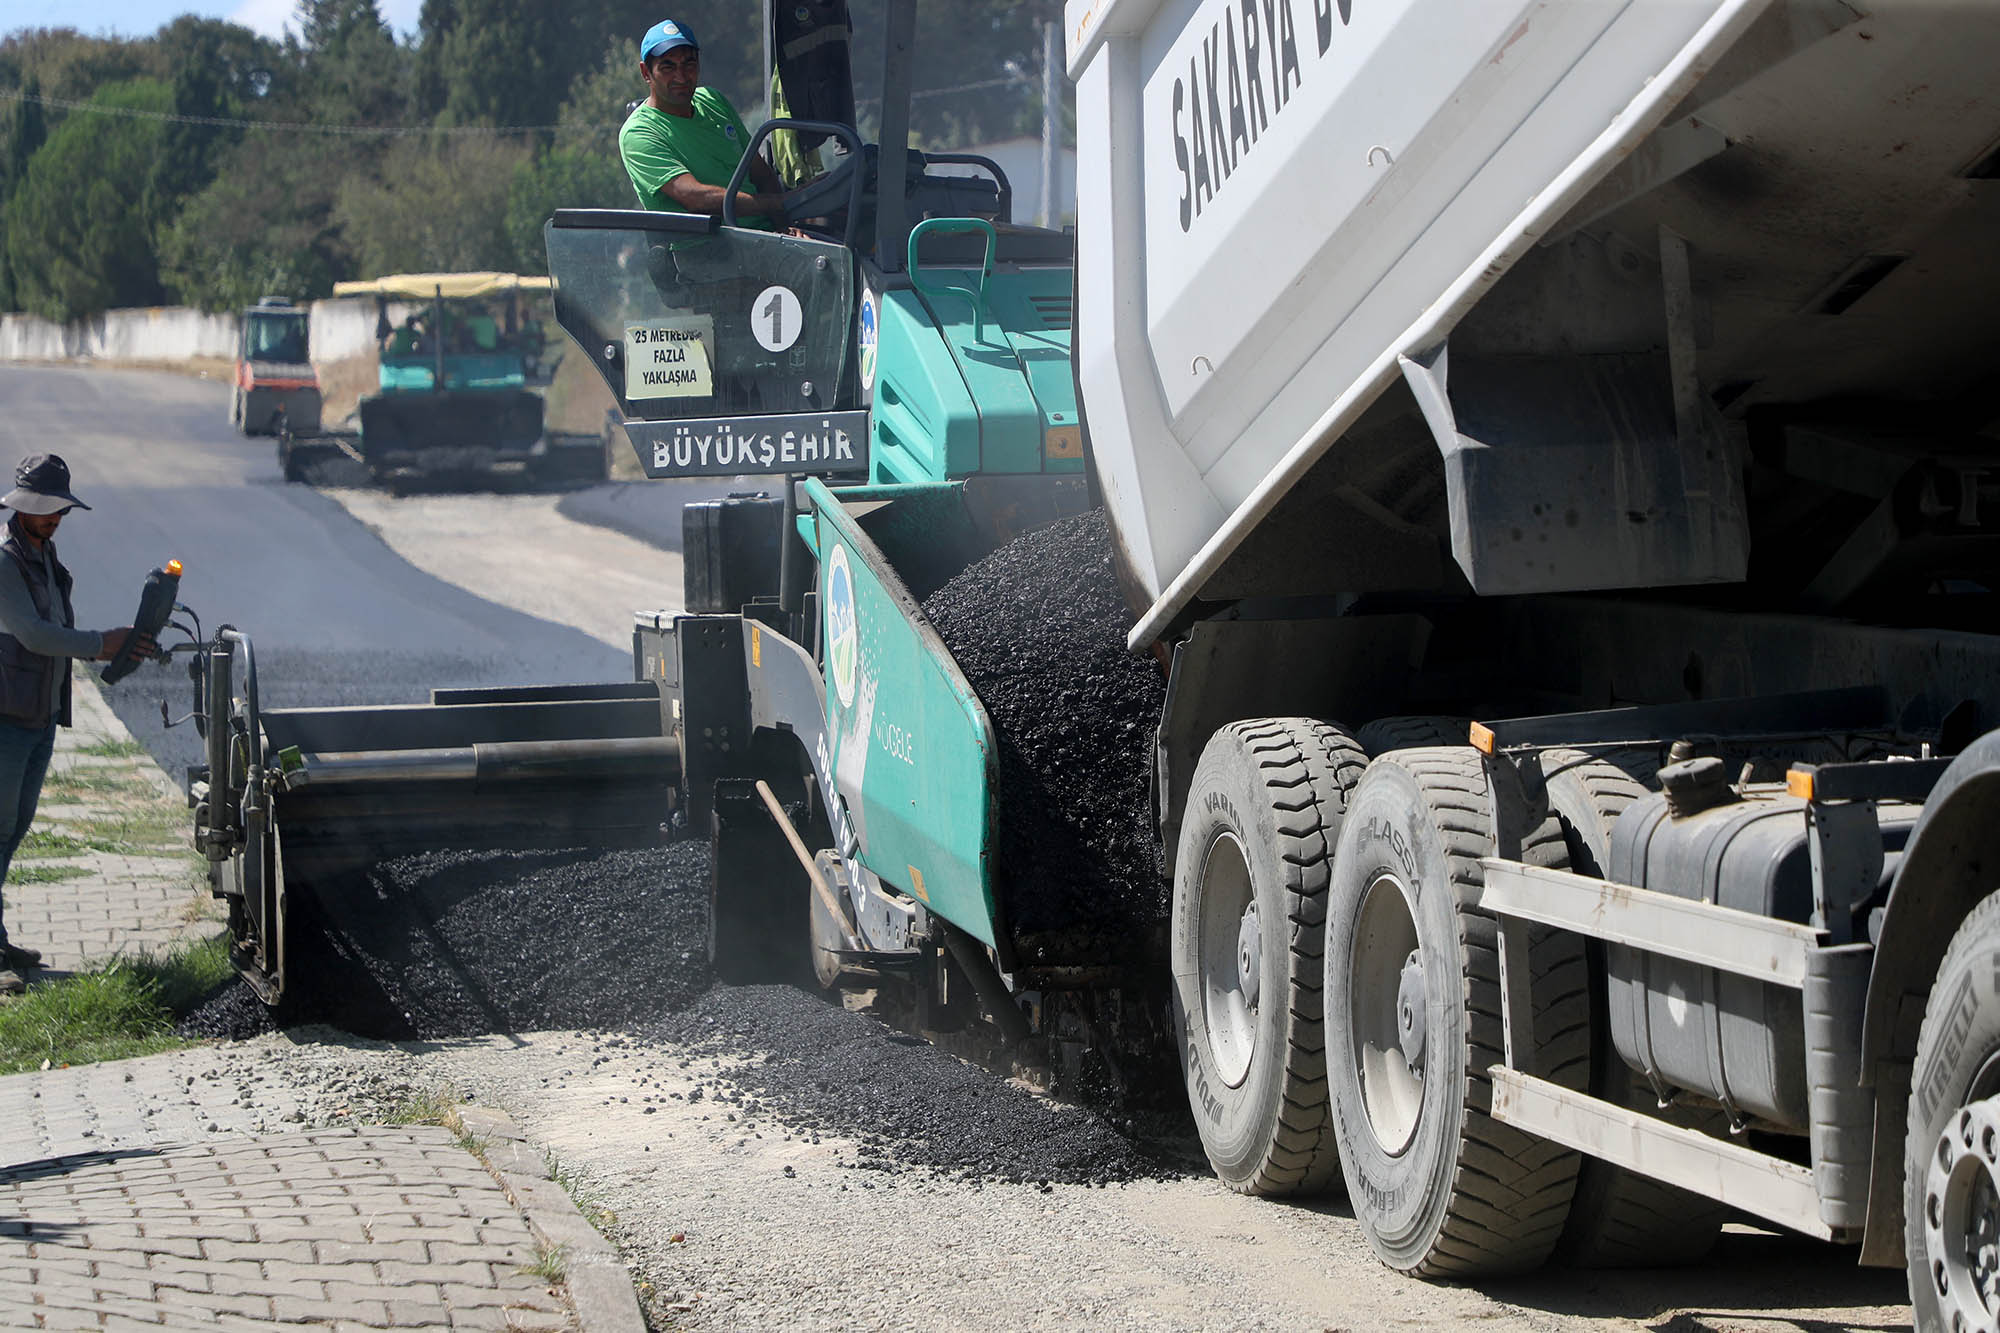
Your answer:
[1928,1098,2000,1333]
[1351,870,1425,1156]
[1198,831,1258,1090]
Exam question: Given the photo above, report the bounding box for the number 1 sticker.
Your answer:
[752,285,803,353]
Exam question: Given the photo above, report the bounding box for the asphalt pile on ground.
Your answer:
[649,984,1173,1186]
[921,510,1168,943]
[188,841,715,1040]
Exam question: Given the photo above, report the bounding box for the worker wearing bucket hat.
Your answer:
[0,455,153,992]
[619,17,788,228]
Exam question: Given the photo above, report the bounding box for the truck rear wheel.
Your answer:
[1325,747,1589,1277]
[1906,888,2000,1332]
[1534,750,1728,1269]
[1173,718,1366,1196]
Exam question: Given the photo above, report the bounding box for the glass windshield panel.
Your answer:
[246,313,308,363]
[545,222,853,421]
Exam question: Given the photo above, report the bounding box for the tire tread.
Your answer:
[1391,747,1589,1277]
[1209,718,1367,1196]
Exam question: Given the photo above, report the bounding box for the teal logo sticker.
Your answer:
[826,543,857,708]
[858,288,878,393]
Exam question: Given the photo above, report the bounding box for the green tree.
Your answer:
[334,135,529,275]
[293,0,412,128]
[1,79,173,320]
[158,131,349,311]
[0,75,48,311]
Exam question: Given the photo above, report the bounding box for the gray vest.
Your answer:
[0,520,76,728]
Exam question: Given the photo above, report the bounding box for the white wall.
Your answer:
[0,306,238,362]
[0,297,390,367]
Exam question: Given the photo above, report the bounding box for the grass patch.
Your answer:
[15,830,89,860]
[6,864,91,885]
[519,1241,569,1284]
[75,739,146,759]
[17,808,192,860]
[0,934,231,1075]
[544,1149,618,1234]
[45,769,156,799]
[385,1086,463,1127]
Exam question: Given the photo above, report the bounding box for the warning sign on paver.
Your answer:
[625,317,715,400]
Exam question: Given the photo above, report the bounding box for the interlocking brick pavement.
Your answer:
[0,1128,571,1330]
[0,676,646,1330]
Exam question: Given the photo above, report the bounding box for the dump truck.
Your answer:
[1060,0,2000,1317]
[287,272,593,487]
[185,0,2000,1322]
[229,296,321,437]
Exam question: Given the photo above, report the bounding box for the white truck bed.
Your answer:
[1068,0,2000,644]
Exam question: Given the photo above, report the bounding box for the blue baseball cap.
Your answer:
[641,19,698,60]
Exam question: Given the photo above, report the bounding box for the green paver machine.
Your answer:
[324,271,589,485]
[190,1,1132,1073]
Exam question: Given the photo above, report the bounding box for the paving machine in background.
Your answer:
[283,272,594,488]
[229,296,320,437]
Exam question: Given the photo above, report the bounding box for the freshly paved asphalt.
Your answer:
[0,364,631,779]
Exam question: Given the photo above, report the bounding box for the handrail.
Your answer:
[907,217,998,343]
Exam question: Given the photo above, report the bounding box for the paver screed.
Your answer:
[0,674,642,1330]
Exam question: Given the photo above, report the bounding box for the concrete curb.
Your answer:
[457,1104,648,1333]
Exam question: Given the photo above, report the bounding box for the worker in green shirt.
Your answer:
[620,19,787,230]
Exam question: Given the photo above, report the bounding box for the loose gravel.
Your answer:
[921,510,1167,942]
[647,984,1174,1187]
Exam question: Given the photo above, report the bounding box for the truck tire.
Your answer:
[1325,746,1590,1277]
[1905,888,2000,1332]
[1357,715,1472,756]
[1534,750,1728,1269]
[1173,718,1367,1196]
[230,386,246,434]
[709,783,815,988]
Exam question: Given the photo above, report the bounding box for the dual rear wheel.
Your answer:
[1176,723,1712,1276]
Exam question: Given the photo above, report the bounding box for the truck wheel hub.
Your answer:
[1926,1096,2000,1329]
[1351,871,1426,1156]
[1198,832,1259,1090]
[1396,951,1427,1072]
[1236,905,1262,1010]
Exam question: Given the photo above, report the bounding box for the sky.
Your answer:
[1,0,425,43]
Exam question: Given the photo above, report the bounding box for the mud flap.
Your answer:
[710,780,815,986]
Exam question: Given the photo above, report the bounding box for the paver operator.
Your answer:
[0,455,153,994]
[619,18,786,228]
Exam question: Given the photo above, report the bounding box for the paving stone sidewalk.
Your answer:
[0,675,644,1330]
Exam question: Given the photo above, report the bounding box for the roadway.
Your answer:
[0,364,642,778]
